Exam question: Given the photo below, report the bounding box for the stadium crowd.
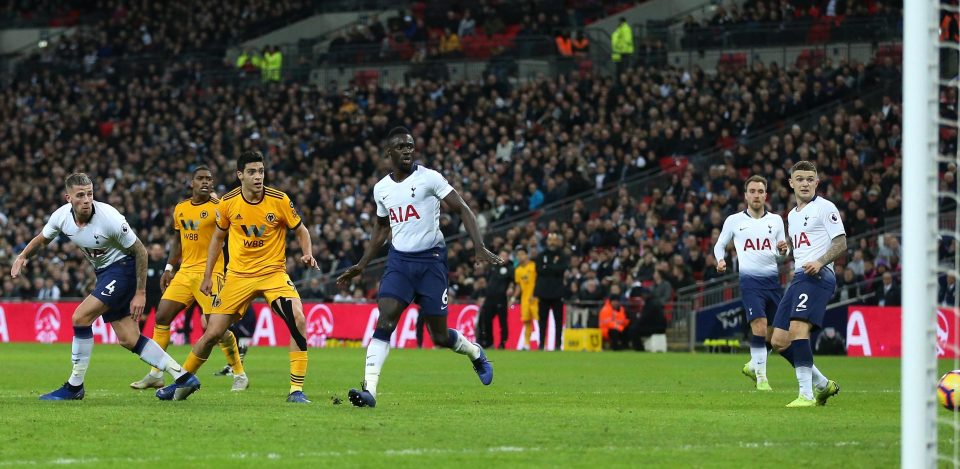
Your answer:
[0,47,911,309]
[680,0,903,49]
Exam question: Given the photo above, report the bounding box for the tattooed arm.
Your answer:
[803,235,847,275]
[125,238,149,321]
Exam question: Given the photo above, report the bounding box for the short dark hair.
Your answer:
[387,126,411,142]
[64,172,92,191]
[791,161,817,175]
[236,151,263,172]
[743,175,768,190]
[193,165,212,175]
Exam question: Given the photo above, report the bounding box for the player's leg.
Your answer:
[421,313,492,385]
[740,288,772,389]
[204,274,247,389]
[268,291,310,403]
[772,273,836,407]
[793,272,840,406]
[39,295,110,400]
[521,299,537,350]
[111,315,192,381]
[157,276,253,400]
[350,260,417,407]
[349,296,406,407]
[416,260,492,385]
[130,298,187,389]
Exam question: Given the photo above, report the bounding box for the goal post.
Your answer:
[902,0,941,467]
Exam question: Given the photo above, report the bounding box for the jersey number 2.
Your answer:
[795,293,809,311]
[102,280,117,296]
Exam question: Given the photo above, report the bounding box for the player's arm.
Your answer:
[713,217,733,273]
[122,238,149,321]
[804,234,847,275]
[294,222,318,269]
[803,208,847,275]
[443,189,504,265]
[200,225,228,296]
[10,233,54,278]
[775,218,790,263]
[160,233,182,293]
[336,216,389,286]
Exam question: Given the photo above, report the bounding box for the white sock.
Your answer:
[364,338,390,397]
[136,337,186,380]
[812,365,828,390]
[796,366,814,399]
[451,329,481,360]
[750,346,767,380]
[68,336,93,386]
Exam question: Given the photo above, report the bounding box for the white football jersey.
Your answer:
[788,195,846,273]
[713,210,786,289]
[374,164,453,253]
[42,201,138,270]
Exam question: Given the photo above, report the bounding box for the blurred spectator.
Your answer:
[611,17,633,74]
[941,273,958,307]
[628,290,667,351]
[599,294,630,350]
[535,233,568,350]
[870,271,901,307]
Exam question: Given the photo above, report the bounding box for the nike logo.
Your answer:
[366,355,375,360]
[739,227,747,231]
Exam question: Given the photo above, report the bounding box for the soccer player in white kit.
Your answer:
[714,175,788,391]
[10,173,198,400]
[770,162,843,407]
[336,127,504,408]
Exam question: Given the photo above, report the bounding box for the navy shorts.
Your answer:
[378,246,449,316]
[741,287,782,323]
[91,257,137,323]
[773,269,836,330]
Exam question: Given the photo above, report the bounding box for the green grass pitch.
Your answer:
[0,343,919,467]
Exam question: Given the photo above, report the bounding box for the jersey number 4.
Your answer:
[102,280,117,296]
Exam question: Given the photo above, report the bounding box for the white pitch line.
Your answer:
[0,441,881,466]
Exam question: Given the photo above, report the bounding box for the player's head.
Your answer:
[788,161,819,203]
[191,165,214,198]
[515,246,528,262]
[385,126,415,173]
[743,175,768,212]
[63,172,94,218]
[236,151,265,192]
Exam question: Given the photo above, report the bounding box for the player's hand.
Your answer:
[716,259,726,273]
[336,265,363,287]
[475,247,504,266]
[130,290,146,322]
[200,276,213,296]
[777,240,789,256]
[802,260,823,276]
[160,270,174,293]
[301,254,318,270]
[10,256,27,278]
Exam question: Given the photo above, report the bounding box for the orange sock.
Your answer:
[219,330,245,375]
[183,351,207,374]
[289,351,307,393]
